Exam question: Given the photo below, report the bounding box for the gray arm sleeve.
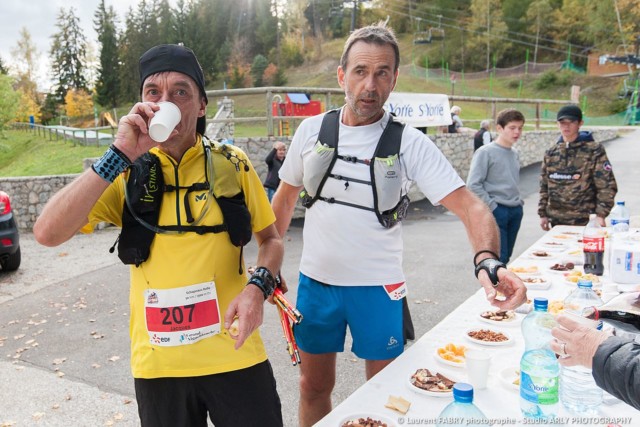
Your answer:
[466,150,496,211]
[592,335,640,410]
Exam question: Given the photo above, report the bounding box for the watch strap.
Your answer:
[474,258,506,287]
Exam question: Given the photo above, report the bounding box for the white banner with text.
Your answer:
[383,92,452,127]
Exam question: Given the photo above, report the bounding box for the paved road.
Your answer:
[1,129,638,426]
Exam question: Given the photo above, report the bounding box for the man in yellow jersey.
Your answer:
[34,44,284,426]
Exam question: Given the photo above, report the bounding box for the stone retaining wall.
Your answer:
[0,128,618,231]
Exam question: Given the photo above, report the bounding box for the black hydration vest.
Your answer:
[116,143,252,270]
[299,109,410,229]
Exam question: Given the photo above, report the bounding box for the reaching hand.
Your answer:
[550,314,611,368]
[477,268,528,310]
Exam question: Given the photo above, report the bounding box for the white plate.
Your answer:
[520,277,551,290]
[499,366,520,392]
[465,328,513,346]
[406,370,456,397]
[525,252,557,260]
[540,241,567,250]
[508,265,541,275]
[434,348,466,368]
[339,413,397,427]
[478,310,521,326]
[548,264,577,274]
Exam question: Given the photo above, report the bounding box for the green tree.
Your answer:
[526,0,554,64]
[50,7,89,104]
[251,54,269,86]
[468,0,511,70]
[94,0,120,108]
[0,74,20,135]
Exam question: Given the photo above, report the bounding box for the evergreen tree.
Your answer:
[251,54,269,86]
[50,7,88,104]
[94,0,120,108]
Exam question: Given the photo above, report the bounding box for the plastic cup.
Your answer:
[148,102,181,142]
[465,349,491,389]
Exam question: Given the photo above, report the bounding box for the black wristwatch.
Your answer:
[474,258,506,287]
[246,267,276,299]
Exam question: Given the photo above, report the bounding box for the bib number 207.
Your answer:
[161,304,195,325]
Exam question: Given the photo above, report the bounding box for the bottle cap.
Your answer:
[617,201,625,206]
[533,297,549,311]
[577,279,593,289]
[452,382,474,403]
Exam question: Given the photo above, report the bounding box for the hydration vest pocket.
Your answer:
[378,194,410,229]
[119,154,163,266]
[216,192,252,247]
[373,154,402,212]
[301,141,335,200]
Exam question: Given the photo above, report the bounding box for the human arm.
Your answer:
[439,187,527,309]
[538,155,551,230]
[34,102,163,246]
[265,148,277,165]
[466,150,496,211]
[592,146,618,220]
[224,223,284,350]
[550,314,640,410]
[271,181,303,238]
[483,130,491,145]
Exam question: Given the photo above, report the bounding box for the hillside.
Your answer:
[219,33,627,135]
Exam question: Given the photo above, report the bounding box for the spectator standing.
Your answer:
[467,109,525,264]
[448,105,464,133]
[33,44,284,426]
[538,105,618,230]
[271,24,527,426]
[474,119,492,151]
[264,141,287,201]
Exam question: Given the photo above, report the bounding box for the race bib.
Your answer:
[144,281,220,347]
[384,282,407,301]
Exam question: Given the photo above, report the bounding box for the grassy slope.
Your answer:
[1,34,626,176]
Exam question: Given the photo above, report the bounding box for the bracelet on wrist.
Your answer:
[473,250,500,267]
[246,266,276,299]
[91,145,132,183]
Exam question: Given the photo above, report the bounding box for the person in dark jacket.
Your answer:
[264,141,287,201]
[538,105,617,230]
[550,314,640,411]
[473,120,492,151]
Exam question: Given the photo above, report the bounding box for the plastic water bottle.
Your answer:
[560,279,604,414]
[436,383,488,427]
[609,201,630,234]
[520,298,560,419]
[583,213,605,276]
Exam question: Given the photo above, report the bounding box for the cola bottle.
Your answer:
[582,292,640,330]
[583,214,605,276]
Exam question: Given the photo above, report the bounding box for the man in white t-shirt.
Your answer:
[271,24,528,426]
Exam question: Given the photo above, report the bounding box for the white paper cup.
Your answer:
[149,102,181,142]
[465,349,491,389]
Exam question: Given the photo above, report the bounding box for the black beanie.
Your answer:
[139,44,208,136]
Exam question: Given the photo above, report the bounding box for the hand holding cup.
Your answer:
[149,102,181,142]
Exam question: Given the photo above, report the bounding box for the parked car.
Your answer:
[0,191,21,271]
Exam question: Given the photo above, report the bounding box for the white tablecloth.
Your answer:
[318,226,639,426]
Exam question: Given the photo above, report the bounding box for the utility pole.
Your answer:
[351,0,358,33]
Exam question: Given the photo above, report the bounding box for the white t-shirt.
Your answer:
[279,110,464,286]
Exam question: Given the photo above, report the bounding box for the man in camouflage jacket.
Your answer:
[538,105,617,230]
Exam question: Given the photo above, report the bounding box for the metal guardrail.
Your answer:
[11,123,116,146]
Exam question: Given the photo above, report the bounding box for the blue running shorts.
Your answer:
[293,273,404,360]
